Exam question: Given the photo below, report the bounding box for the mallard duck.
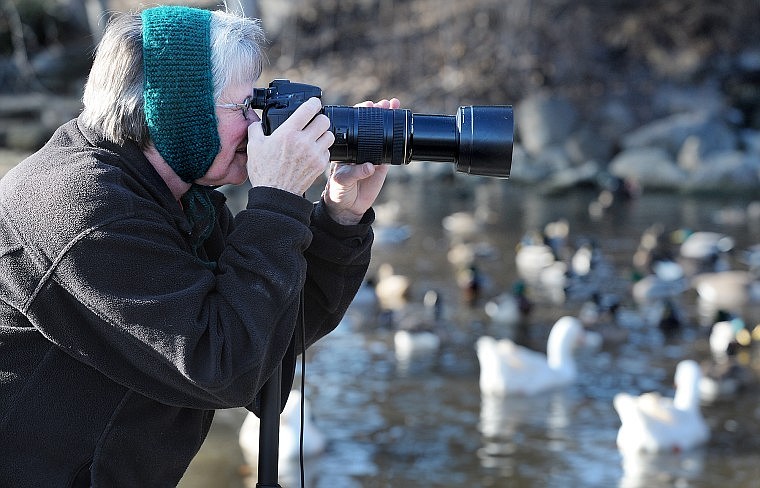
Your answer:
[393,290,445,361]
[614,360,709,453]
[699,318,755,403]
[484,280,533,330]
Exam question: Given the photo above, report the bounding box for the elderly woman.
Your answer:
[0,5,398,486]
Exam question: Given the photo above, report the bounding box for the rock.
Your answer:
[622,111,736,155]
[741,129,760,156]
[597,99,638,139]
[507,144,550,183]
[608,147,685,190]
[30,41,93,93]
[683,150,760,194]
[539,160,601,195]
[651,83,727,118]
[1,122,52,151]
[564,125,615,165]
[516,93,579,156]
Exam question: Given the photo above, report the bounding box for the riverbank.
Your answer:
[2,0,759,195]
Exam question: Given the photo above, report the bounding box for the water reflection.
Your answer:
[618,449,706,488]
[183,175,760,487]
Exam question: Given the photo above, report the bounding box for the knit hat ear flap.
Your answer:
[142,6,220,182]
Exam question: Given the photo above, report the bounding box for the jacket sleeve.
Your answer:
[302,197,374,349]
[27,185,371,411]
[248,196,375,415]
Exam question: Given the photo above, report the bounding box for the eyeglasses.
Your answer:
[216,92,254,120]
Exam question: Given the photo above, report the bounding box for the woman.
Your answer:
[0,5,398,486]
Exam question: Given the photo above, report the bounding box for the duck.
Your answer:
[515,241,559,280]
[475,316,599,396]
[484,280,533,330]
[677,230,734,275]
[631,260,688,305]
[456,262,491,306]
[699,354,754,403]
[691,269,760,318]
[542,218,570,260]
[698,318,755,403]
[631,260,689,331]
[441,210,484,242]
[515,241,568,304]
[238,389,326,469]
[374,262,411,311]
[564,238,618,303]
[393,290,445,361]
[631,223,675,279]
[577,292,631,346]
[613,360,709,454]
[342,278,381,330]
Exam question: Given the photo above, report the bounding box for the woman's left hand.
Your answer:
[322,98,401,225]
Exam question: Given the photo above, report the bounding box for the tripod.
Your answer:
[256,364,283,487]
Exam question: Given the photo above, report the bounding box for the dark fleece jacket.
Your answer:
[0,118,374,487]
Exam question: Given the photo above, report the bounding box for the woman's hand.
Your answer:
[246,97,335,196]
[322,98,401,225]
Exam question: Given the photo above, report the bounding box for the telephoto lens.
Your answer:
[323,105,513,178]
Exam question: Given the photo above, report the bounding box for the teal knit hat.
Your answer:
[142,5,219,182]
[142,6,219,265]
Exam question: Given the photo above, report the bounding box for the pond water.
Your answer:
[182,168,760,488]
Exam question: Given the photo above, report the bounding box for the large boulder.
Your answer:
[608,147,685,190]
[516,93,579,156]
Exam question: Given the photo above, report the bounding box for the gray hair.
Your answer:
[80,9,266,147]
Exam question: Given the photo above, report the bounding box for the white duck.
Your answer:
[475,316,598,396]
[239,389,326,469]
[614,360,709,454]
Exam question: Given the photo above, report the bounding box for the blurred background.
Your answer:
[2,1,760,487]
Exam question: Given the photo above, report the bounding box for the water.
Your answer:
[182,170,760,488]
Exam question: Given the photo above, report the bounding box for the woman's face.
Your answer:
[195,83,258,187]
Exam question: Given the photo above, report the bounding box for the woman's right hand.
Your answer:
[246,97,335,195]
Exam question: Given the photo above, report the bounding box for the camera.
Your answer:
[250,79,513,178]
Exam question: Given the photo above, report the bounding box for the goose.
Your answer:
[475,316,599,396]
[238,390,326,469]
[614,360,709,453]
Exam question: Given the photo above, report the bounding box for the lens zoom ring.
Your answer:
[356,108,384,164]
[392,113,405,164]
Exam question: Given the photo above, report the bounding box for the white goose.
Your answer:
[239,390,326,469]
[475,316,598,396]
[614,360,709,453]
